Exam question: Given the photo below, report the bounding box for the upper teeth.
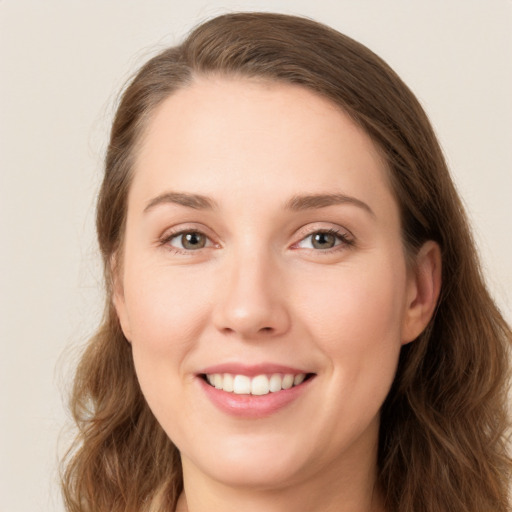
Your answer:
[206,373,306,395]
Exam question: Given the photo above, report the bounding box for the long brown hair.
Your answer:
[61,12,511,512]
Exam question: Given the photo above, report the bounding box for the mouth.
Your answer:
[197,365,316,418]
[201,372,316,396]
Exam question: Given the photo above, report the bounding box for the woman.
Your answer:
[61,12,511,512]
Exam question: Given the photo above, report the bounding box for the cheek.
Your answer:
[295,255,407,369]
[123,261,213,353]
[122,261,216,432]
[121,260,216,423]
[276,254,408,453]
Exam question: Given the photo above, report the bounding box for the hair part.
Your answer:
[62,12,511,512]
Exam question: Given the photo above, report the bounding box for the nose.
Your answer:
[212,248,291,339]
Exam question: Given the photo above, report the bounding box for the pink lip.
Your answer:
[199,362,308,377]
[197,372,314,419]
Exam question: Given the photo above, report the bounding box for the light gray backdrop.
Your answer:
[1,1,511,511]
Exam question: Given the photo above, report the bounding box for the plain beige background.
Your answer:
[1,1,511,511]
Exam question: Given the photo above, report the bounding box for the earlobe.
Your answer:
[402,241,442,344]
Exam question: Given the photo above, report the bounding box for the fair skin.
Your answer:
[114,77,441,512]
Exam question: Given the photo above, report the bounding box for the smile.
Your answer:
[198,364,316,418]
[204,373,309,395]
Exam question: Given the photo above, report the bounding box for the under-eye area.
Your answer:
[201,373,316,395]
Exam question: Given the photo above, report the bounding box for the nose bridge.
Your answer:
[213,239,289,338]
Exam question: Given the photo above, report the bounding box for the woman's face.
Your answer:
[115,77,428,492]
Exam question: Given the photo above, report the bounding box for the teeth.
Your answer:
[269,374,282,392]
[251,375,269,396]
[213,374,223,390]
[205,372,307,395]
[293,374,305,386]
[282,374,294,390]
[223,373,234,392]
[233,375,251,394]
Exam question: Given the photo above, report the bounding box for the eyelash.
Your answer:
[159,227,355,255]
[159,229,215,255]
[294,228,355,253]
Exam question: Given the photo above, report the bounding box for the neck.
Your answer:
[175,439,385,512]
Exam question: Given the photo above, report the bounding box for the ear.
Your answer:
[401,241,442,344]
[111,254,132,342]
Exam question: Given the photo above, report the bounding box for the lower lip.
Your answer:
[198,376,313,419]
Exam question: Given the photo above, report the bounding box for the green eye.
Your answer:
[297,229,351,251]
[170,231,209,250]
[311,232,337,249]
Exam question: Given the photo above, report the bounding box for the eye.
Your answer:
[296,229,352,250]
[167,231,211,251]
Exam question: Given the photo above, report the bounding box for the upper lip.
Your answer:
[199,363,312,377]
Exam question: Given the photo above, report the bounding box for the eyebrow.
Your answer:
[143,190,374,217]
[144,192,217,212]
[285,193,375,217]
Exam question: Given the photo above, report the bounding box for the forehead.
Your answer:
[130,76,396,219]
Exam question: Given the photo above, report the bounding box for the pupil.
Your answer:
[312,232,335,249]
[183,232,205,249]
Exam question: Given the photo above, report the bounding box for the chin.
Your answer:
[181,432,313,490]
